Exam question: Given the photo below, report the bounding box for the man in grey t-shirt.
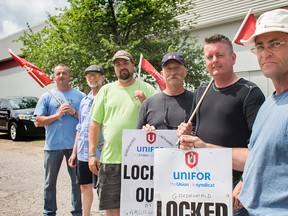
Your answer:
[137,51,194,130]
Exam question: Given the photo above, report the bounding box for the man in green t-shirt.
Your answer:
[88,50,155,216]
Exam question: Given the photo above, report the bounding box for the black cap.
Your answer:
[84,65,104,74]
[161,52,185,67]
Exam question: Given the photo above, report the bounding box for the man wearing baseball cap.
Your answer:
[88,50,155,216]
[233,9,288,215]
[112,50,134,63]
[69,64,105,216]
[137,51,194,130]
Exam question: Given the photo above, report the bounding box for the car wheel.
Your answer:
[10,122,21,141]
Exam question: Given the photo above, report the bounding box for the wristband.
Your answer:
[89,153,98,158]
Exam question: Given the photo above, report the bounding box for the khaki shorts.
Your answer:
[98,164,121,210]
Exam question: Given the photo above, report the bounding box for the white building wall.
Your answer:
[178,0,288,29]
[0,22,49,98]
[0,66,55,98]
[0,22,46,59]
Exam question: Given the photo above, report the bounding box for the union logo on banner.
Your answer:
[185,151,198,169]
[146,132,156,144]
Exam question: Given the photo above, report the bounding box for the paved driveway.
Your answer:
[0,133,101,216]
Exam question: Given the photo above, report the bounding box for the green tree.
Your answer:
[19,0,208,91]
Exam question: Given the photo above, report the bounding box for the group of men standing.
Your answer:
[33,8,288,216]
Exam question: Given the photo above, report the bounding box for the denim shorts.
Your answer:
[98,164,121,210]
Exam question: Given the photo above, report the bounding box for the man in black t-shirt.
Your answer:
[177,34,265,216]
[137,51,194,130]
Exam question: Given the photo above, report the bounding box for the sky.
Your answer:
[0,0,70,39]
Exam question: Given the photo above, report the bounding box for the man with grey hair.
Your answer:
[233,9,288,215]
[69,65,105,216]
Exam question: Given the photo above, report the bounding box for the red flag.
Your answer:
[8,49,53,87]
[141,57,166,91]
[233,10,256,46]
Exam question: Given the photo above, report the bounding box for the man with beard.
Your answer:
[68,65,105,216]
[88,50,155,216]
[137,51,194,130]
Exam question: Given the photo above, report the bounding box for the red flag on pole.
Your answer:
[233,9,256,46]
[141,56,166,91]
[8,49,53,87]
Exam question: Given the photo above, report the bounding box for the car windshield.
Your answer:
[9,97,38,110]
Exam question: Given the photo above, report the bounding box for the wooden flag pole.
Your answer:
[137,53,143,89]
[176,78,214,146]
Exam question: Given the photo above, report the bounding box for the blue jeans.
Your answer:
[44,150,82,216]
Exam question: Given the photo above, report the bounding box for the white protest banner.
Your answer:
[154,148,232,216]
[121,129,177,216]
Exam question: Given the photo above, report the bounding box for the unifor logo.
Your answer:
[146,132,156,144]
[185,151,198,169]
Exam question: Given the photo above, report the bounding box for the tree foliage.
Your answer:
[18,0,208,91]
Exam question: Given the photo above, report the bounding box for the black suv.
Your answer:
[0,96,45,141]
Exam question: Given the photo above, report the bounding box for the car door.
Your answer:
[0,99,10,130]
